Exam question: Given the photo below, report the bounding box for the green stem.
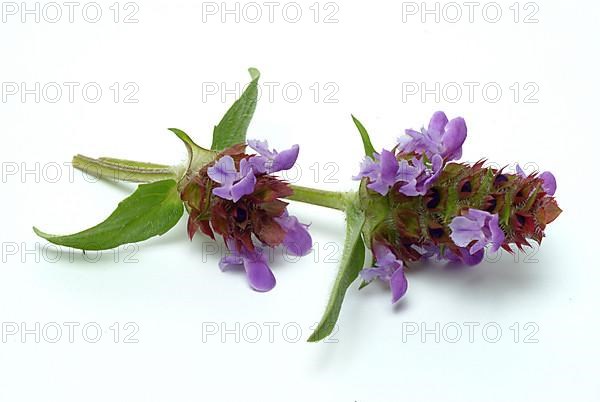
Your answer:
[73,154,179,183]
[73,154,351,211]
[288,185,350,211]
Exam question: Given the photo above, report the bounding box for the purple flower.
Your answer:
[399,111,467,161]
[413,243,485,266]
[449,209,505,255]
[207,156,256,202]
[360,244,408,303]
[275,211,312,257]
[353,149,400,196]
[247,139,299,174]
[444,247,485,266]
[397,154,443,196]
[411,243,443,260]
[219,240,276,292]
[354,150,443,197]
[539,171,557,195]
[516,165,557,196]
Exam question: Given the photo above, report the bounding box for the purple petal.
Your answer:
[360,267,389,282]
[449,209,505,255]
[212,185,234,200]
[276,214,312,257]
[458,248,485,266]
[516,164,526,177]
[421,154,443,190]
[396,159,420,182]
[389,267,408,303]
[489,214,505,252]
[207,155,237,185]
[353,156,379,181]
[441,117,467,161]
[380,149,400,183]
[243,254,276,292]
[365,149,399,196]
[247,139,275,158]
[238,158,253,176]
[271,144,299,172]
[444,247,484,266]
[219,254,243,271]
[540,171,556,195]
[230,170,256,202]
[367,180,392,196]
[465,208,493,226]
[428,111,449,137]
[405,128,424,140]
[397,159,423,196]
[372,242,394,263]
[448,216,486,247]
[412,243,442,260]
[247,155,268,174]
[398,180,419,196]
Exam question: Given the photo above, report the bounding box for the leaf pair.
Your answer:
[307,115,376,342]
[34,68,261,252]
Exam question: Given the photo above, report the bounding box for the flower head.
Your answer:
[449,209,505,255]
[182,141,311,292]
[360,243,408,303]
[399,111,467,161]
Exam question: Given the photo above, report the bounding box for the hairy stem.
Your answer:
[288,185,350,211]
[73,154,352,211]
[72,154,179,183]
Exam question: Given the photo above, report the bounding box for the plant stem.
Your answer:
[73,154,351,211]
[72,154,179,183]
[288,185,350,211]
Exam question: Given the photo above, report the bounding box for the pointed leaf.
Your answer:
[351,114,376,157]
[308,196,366,342]
[210,68,260,151]
[168,128,216,175]
[34,179,184,251]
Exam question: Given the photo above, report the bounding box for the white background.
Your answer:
[1,0,598,400]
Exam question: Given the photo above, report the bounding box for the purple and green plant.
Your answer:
[34,68,561,342]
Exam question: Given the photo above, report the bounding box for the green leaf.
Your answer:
[308,196,366,342]
[168,128,216,177]
[33,179,184,251]
[210,68,260,151]
[351,114,376,157]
